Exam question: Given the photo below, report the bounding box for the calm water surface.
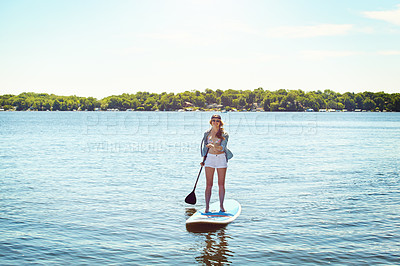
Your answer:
[1,112,399,265]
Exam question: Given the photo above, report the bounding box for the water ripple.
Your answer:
[1,112,399,264]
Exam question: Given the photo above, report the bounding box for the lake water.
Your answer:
[1,111,399,265]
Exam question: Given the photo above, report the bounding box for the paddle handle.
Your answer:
[193,149,209,190]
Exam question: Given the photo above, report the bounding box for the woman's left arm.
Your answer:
[219,133,229,152]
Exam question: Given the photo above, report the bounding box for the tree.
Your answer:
[337,102,344,110]
[270,102,280,111]
[238,96,246,108]
[393,95,400,112]
[83,97,98,111]
[254,87,265,103]
[215,89,224,97]
[301,94,320,111]
[122,100,132,110]
[327,100,338,109]
[232,99,240,109]
[343,96,356,111]
[363,98,376,111]
[193,95,206,108]
[107,97,123,109]
[323,89,340,100]
[205,89,217,104]
[159,95,171,111]
[244,90,255,105]
[44,100,52,111]
[53,99,61,111]
[144,97,156,111]
[221,93,232,107]
[282,91,301,111]
[374,97,385,111]
[262,97,271,111]
[355,94,364,109]
[171,95,182,110]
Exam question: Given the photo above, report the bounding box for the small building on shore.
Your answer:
[207,103,223,109]
[183,102,193,108]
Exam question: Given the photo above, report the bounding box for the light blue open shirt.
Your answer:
[201,129,233,161]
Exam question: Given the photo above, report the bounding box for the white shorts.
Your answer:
[204,153,228,169]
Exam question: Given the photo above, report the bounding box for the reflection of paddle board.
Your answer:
[186,199,241,225]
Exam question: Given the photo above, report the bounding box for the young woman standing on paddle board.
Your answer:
[200,114,233,213]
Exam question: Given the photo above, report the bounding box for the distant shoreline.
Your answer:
[1,89,399,112]
[0,109,396,113]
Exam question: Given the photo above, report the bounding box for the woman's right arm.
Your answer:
[201,131,209,157]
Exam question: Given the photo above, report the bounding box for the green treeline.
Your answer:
[1,88,400,112]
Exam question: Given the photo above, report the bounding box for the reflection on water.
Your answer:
[185,208,197,219]
[195,228,234,265]
[185,208,235,265]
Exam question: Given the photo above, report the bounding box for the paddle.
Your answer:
[185,149,209,205]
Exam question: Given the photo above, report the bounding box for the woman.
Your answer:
[200,114,233,213]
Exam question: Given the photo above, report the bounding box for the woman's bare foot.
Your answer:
[220,207,225,212]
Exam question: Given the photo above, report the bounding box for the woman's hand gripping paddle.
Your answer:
[185,150,209,205]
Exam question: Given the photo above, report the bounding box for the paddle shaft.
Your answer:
[192,149,209,191]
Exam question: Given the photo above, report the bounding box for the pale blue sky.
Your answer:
[1,0,399,98]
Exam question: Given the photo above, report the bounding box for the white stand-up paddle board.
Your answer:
[186,199,241,225]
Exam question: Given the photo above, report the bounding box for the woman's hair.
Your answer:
[209,114,225,140]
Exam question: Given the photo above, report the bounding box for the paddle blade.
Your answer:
[185,191,196,205]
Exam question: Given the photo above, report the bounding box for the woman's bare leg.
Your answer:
[217,167,227,212]
[205,167,215,213]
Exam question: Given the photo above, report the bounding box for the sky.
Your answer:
[0,0,400,99]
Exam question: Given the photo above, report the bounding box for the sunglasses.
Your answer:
[212,119,221,122]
